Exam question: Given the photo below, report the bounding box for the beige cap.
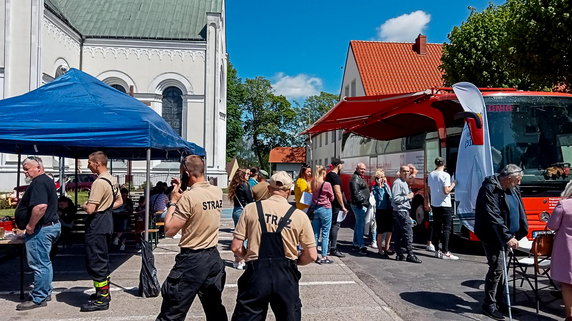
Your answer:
[268,171,293,191]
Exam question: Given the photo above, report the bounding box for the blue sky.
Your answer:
[227,0,503,100]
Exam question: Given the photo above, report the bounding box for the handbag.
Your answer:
[531,227,554,274]
[306,182,325,220]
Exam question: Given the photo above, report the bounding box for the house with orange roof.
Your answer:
[308,34,444,170]
[269,147,306,180]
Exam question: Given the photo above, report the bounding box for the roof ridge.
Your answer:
[351,40,442,45]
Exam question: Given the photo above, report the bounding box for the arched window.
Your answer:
[111,84,126,93]
[162,86,183,135]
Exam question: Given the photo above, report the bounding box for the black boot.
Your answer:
[89,277,111,301]
[82,279,111,312]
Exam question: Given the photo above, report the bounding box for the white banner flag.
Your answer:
[453,82,494,232]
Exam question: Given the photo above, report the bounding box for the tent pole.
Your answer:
[59,157,65,196]
[16,154,21,202]
[74,158,78,207]
[144,149,151,242]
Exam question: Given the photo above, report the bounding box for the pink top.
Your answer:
[312,181,334,208]
[548,198,572,284]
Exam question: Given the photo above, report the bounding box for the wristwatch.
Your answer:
[167,202,177,207]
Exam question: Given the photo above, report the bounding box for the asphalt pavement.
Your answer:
[0,215,400,321]
[0,202,566,321]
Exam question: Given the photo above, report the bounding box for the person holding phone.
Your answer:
[156,155,227,321]
[372,169,393,258]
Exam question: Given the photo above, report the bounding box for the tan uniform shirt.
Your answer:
[88,172,118,211]
[234,195,316,262]
[173,181,223,250]
[251,181,270,201]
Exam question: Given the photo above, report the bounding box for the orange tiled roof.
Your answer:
[268,147,306,164]
[351,40,444,96]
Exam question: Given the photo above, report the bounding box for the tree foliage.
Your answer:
[241,77,297,171]
[226,61,245,161]
[293,91,339,146]
[506,0,572,90]
[441,0,571,91]
[440,4,523,88]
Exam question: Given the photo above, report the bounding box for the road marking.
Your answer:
[0,280,356,296]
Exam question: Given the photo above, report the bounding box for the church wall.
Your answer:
[41,14,81,79]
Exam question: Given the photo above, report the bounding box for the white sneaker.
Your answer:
[426,244,435,252]
[442,252,459,260]
[173,233,181,239]
[435,250,443,259]
[371,242,378,249]
[112,237,119,246]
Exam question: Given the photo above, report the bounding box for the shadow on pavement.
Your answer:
[400,291,481,315]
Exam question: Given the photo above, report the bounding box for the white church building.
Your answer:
[0,0,228,190]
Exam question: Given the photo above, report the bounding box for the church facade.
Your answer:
[0,0,228,190]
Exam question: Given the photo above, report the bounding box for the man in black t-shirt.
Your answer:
[15,156,61,311]
[325,158,348,257]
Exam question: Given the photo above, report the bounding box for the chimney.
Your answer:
[413,34,427,55]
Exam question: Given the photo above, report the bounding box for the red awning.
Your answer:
[302,91,432,136]
[303,90,461,141]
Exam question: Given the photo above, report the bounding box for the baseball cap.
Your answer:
[268,171,293,191]
[331,158,344,166]
[259,169,269,178]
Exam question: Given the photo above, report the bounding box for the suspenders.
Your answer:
[255,201,296,234]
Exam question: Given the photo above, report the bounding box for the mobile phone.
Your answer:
[180,172,189,191]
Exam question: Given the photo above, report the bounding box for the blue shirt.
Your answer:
[248,177,258,187]
[506,193,520,234]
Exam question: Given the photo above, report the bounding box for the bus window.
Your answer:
[405,133,425,150]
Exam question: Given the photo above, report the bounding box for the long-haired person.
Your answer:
[228,168,253,270]
[295,164,312,211]
[311,165,335,264]
[548,180,572,321]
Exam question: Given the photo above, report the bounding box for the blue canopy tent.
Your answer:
[0,68,204,159]
[0,68,206,241]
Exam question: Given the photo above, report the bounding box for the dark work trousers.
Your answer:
[85,232,111,282]
[156,247,227,321]
[329,206,341,252]
[482,243,508,307]
[232,202,301,321]
[392,210,413,256]
[431,206,453,253]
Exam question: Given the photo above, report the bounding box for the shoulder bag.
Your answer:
[306,182,324,220]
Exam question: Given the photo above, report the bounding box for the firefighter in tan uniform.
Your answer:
[156,155,227,321]
[231,171,317,321]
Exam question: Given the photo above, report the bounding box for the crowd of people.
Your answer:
[10,152,572,321]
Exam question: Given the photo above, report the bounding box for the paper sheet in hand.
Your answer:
[337,210,347,223]
[300,192,313,205]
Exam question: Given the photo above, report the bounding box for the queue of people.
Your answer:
[12,152,572,321]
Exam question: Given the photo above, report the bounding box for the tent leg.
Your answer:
[144,149,151,242]
[74,158,78,207]
[59,157,65,196]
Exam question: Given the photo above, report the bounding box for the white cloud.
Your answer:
[376,10,431,42]
[271,72,322,99]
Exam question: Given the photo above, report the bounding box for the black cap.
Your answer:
[332,158,344,166]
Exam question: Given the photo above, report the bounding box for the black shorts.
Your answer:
[375,208,394,233]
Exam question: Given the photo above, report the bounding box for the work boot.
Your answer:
[89,277,111,300]
[406,255,422,263]
[80,298,109,312]
[396,254,405,261]
[482,304,505,320]
[16,300,47,311]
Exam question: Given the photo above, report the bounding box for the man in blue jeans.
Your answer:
[14,156,61,310]
[349,163,370,255]
[391,165,422,263]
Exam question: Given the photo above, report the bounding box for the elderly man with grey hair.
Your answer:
[475,164,529,320]
[14,156,61,311]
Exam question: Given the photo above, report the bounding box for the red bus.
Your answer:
[306,89,572,240]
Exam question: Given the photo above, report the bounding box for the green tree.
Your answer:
[226,61,245,161]
[440,4,525,88]
[506,0,572,91]
[242,77,297,172]
[293,91,339,146]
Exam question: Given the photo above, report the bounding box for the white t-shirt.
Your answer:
[428,170,452,207]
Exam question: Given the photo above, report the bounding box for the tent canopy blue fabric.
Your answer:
[0,68,205,160]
